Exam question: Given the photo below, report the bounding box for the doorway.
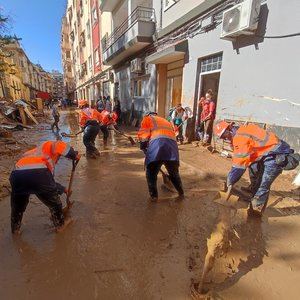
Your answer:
[199,72,220,101]
[165,59,184,116]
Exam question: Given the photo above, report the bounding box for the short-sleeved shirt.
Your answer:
[200,99,216,121]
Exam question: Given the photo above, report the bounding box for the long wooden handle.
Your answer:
[66,160,79,207]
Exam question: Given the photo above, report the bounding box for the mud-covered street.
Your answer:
[1,110,300,299]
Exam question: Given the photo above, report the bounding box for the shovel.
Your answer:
[61,129,83,138]
[159,168,175,191]
[213,185,238,208]
[111,126,136,145]
[65,159,80,210]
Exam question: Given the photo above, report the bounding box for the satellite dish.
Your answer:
[223,8,241,33]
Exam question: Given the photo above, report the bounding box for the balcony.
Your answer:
[101,6,155,66]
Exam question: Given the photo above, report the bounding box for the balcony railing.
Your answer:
[102,6,155,52]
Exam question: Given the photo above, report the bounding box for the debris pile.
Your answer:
[0,98,41,131]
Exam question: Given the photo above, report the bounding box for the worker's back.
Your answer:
[232,124,282,168]
[138,115,176,142]
[79,107,102,127]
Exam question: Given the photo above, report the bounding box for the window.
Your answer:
[164,0,177,11]
[86,21,91,39]
[80,31,86,47]
[200,53,223,73]
[134,80,142,97]
[94,48,99,65]
[66,50,71,59]
[88,55,92,70]
[70,31,75,41]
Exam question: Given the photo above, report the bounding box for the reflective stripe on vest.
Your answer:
[15,163,48,171]
[149,116,176,141]
[15,141,69,173]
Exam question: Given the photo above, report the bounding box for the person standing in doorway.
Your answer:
[200,89,216,146]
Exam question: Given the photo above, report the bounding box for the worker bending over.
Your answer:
[214,121,299,214]
[138,112,184,202]
[78,99,102,158]
[99,109,118,147]
[10,141,80,234]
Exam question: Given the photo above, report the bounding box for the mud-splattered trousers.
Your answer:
[10,169,65,233]
[83,123,100,155]
[146,161,184,198]
[249,157,283,207]
[99,125,109,145]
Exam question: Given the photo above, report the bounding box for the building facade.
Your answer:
[51,70,64,100]
[146,0,300,150]
[0,42,53,102]
[61,0,300,149]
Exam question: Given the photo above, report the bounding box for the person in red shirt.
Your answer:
[199,89,216,145]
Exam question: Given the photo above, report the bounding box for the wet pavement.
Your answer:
[0,111,195,299]
[1,110,300,299]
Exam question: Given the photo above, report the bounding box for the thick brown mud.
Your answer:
[1,110,300,299]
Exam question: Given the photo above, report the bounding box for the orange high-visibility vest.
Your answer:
[232,124,280,169]
[15,141,70,173]
[79,108,102,127]
[137,115,176,142]
[100,110,118,126]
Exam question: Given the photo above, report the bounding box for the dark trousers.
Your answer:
[9,169,64,233]
[146,161,184,198]
[83,124,100,154]
[176,126,184,143]
[99,125,109,144]
[51,116,60,131]
[249,157,282,207]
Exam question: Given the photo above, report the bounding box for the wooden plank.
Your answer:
[36,98,44,111]
[24,107,38,125]
[18,107,27,125]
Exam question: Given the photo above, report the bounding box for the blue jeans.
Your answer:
[249,157,282,207]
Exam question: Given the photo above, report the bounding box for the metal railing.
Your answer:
[102,6,155,52]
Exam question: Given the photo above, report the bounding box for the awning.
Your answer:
[146,40,188,64]
[37,91,51,100]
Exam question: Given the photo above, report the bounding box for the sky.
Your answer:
[1,0,66,72]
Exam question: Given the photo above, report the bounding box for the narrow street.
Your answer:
[0,111,207,299]
[0,110,300,300]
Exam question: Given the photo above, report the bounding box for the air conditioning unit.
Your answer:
[131,58,143,73]
[220,0,261,40]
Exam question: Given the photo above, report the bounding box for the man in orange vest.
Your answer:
[9,141,80,234]
[78,99,102,158]
[137,112,184,202]
[99,109,118,147]
[214,121,295,214]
